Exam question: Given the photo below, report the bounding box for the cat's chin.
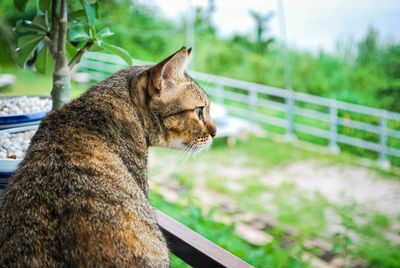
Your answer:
[167,137,212,152]
[168,139,190,151]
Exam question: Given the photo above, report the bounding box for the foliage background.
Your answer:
[1,0,400,112]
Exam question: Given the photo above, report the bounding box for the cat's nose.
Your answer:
[209,124,217,139]
[207,119,217,138]
[210,130,216,139]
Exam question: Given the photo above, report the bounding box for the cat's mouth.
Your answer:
[195,137,212,152]
[191,136,213,152]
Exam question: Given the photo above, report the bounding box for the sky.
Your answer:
[149,0,400,52]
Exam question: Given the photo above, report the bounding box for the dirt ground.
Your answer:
[261,160,400,216]
[150,150,400,216]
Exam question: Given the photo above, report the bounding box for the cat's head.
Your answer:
[141,48,216,151]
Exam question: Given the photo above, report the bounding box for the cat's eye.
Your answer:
[195,107,204,120]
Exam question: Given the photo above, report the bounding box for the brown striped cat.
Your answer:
[0,47,216,267]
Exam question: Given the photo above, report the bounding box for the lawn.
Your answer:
[0,67,88,99]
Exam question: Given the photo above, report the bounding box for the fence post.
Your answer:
[378,111,390,169]
[249,89,258,123]
[285,90,296,141]
[329,99,340,154]
[216,84,224,105]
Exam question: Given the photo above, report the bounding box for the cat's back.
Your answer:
[0,65,169,267]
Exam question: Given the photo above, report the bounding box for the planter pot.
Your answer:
[0,96,51,129]
[0,125,38,184]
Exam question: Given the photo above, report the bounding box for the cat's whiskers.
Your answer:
[182,142,195,161]
[168,140,191,165]
[175,141,192,162]
[175,142,195,174]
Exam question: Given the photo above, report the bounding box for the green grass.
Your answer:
[149,191,312,268]
[0,67,90,99]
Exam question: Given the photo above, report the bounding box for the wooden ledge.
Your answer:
[155,209,253,268]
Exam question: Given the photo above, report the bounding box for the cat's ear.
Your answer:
[151,47,192,91]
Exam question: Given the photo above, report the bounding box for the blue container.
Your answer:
[0,111,48,129]
[0,160,18,180]
[0,96,50,129]
[0,125,38,187]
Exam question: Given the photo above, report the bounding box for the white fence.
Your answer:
[79,52,400,166]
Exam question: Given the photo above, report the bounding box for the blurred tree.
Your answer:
[376,44,400,112]
[193,0,216,35]
[356,26,379,66]
[96,0,182,61]
[249,9,275,53]
[2,0,399,112]
[12,0,131,110]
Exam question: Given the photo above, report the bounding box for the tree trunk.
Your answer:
[51,0,70,111]
[51,66,71,110]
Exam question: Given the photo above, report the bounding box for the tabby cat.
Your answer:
[0,47,216,267]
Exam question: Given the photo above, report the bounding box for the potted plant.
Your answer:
[0,0,131,182]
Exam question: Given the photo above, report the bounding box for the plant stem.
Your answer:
[43,36,57,59]
[68,40,93,69]
[51,0,71,110]
[50,0,58,55]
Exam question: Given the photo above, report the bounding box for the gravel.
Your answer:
[0,96,52,116]
[0,130,36,159]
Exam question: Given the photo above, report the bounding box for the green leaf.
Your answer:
[66,42,78,61]
[102,43,132,66]
[69,28,90,42]
[15,20,32,32]
[17,35,44,68]
[80,1,95,25]
[35,43,55,74]
[87,39,103,52]
[16,20,47,34]
[32,15,49,32]
[83,0,97,4]
[14,0,30,12]
[94,2,99,18]
[67,20,84,29]
[68,9,86,20]
[38,0,51,12]
[95,39,103,47]
[96,27,113,39]
[88,41,104,52]
[18,34,41,47]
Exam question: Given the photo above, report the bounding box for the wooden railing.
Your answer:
[156,209,253,267]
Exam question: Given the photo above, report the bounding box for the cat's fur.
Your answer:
[0,48,216,267]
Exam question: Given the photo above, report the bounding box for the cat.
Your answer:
[0,47,217,267]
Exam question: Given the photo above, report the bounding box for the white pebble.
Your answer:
[0,130,36,159]
[0,96,52,116]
